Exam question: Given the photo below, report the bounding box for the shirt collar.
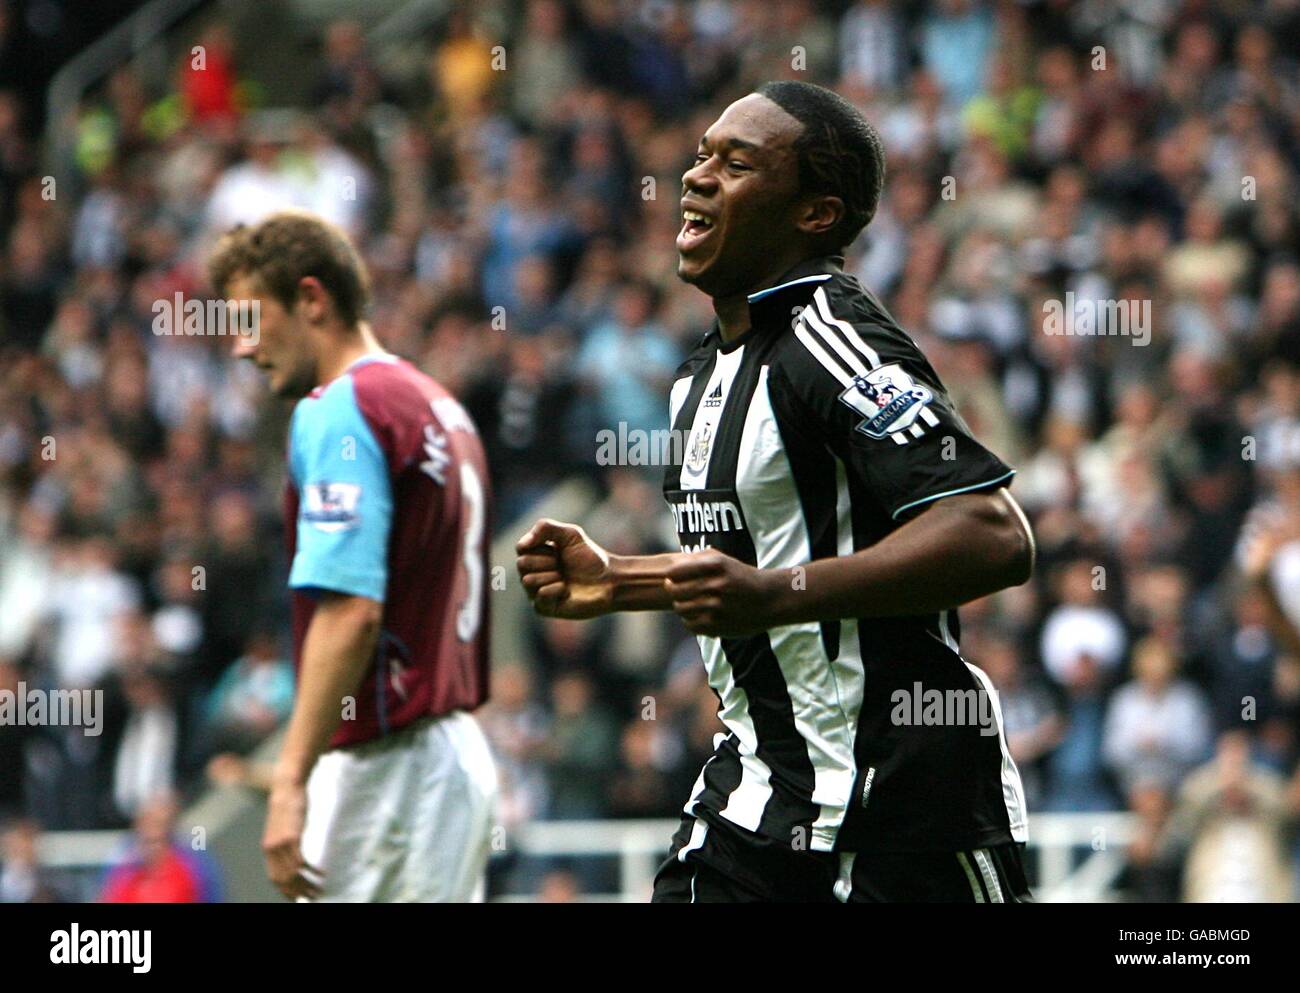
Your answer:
[345,352,398,373]
[703,256,846,352]
[745,255,844,319]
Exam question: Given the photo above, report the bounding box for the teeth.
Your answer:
[683,210,712,226]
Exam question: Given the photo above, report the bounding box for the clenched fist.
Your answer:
[516,519,616,620]
[665,548,782,637]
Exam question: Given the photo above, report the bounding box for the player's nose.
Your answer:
[231,334,258,360]
[682,157,718,195]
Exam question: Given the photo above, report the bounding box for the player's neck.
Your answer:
[713,294,751,344]
[714,249,831,343]
[315,322,387,387]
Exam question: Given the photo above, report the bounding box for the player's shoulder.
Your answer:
[765,265,926,397]
[348,353,430,408]
[292,355,440,443]
[349,354,474,431]
[354,356,487,466]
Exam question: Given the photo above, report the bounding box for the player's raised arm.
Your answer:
[516,518,692,617]
[659,488,1033,638]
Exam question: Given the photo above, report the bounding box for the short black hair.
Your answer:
[755,81,885,249]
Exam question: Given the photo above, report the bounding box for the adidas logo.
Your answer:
[703,383,724,408]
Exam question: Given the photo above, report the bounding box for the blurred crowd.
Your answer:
[3,0,1300,901]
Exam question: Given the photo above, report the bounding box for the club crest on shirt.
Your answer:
[301,481,362,532]
[684,422,713,475]
[839,363,934,439]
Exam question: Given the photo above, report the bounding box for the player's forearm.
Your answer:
[274,595,383,787]
[765,490,1033,625]
[607,551,691,611]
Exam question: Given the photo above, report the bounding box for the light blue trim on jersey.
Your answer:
[288,373,391,601]
[890,469,1016,521]
[746,274,832,303]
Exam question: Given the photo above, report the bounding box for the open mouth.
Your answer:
[677,209,716,253]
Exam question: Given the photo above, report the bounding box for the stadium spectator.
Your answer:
[98,792,222,902]
[536,867,582,903]
[1102,637,1213,798]
[102,653,185,825]
[541,669,618,820]
[576,280,678,436]
[1161,731,1295,903]
[476,661,550,831]
[608,717,680,819]
[0,818,63,903]
[200,631,293,756]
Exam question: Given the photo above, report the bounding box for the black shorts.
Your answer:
[652,812,1032,903]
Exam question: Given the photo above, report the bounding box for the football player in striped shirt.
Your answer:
[210,211,497,901]
[517,82,1035,902]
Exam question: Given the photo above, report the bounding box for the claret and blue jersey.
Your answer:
[284,354,491,748]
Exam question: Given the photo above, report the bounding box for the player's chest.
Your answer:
[662,346,795,559]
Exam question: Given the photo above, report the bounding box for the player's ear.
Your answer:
[795,193,844,241]
[295,276,330,324]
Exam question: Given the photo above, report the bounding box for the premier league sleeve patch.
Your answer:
[838,363,934,439]
[301,481,363,532]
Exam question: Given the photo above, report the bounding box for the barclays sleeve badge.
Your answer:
[838,363,933,439]
[301,482,362,532]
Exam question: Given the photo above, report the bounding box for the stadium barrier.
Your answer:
[38,811,1137,902]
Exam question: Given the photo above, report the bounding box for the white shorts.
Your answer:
[300,710,498,902]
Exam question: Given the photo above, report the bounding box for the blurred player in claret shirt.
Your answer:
[209,210,497,902]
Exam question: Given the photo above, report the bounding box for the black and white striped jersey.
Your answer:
[663,256,1028,854]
